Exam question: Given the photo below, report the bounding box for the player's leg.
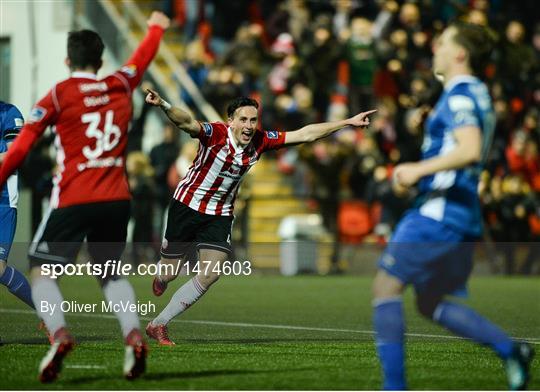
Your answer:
[415,242,534,390]
[372,269,406,390]
[31,266,74,383]
[152,199,197,296]
[152,256,183,296]
[372,211,442,390]
[29,205,88,382]
[88,200,147,380]
[147,209,232,345]
[147,248,226,345]
[0,207,33,308]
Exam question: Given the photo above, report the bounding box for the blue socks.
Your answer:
[433,301,514,359]
[0,265,34,309]
[374,297,406,390]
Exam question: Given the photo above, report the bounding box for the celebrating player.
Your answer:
[0,102,34,309]
[0,12,170,382]
[371,22,534,389]
[144,89,376,345]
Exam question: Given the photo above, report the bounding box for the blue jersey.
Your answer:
[0,101,23,208]
[415,76,495,236]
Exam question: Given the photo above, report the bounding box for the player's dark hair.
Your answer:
[227,97,259,118]
[450,22,496,78]
[67,30,104,71]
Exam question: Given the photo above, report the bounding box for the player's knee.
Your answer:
[0,260,6,277]
[372,270,403,299]
[197,270,220,288]
[416,295,441,319]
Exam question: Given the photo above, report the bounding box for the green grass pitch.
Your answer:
[0,275,538,389]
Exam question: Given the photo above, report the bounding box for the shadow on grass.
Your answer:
[1,335,107,345]
[65,366,321,385]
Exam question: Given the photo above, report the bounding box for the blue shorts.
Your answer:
[378,210,476,297]
[0,207,17,261]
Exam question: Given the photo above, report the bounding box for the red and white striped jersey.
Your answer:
[174,122,285,216]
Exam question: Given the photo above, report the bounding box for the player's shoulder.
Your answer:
[55,76,79,91]
[252,129,277,140]
[0,101,22,117]
[200,121,227,138]
[444,81,480,111]
[446,76,487,98]
[254,129,280,144]
[0,102,24,129]
[0,101,16,111]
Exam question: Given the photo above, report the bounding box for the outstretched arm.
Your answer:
[283,110,377,146]
[145,88,200,137]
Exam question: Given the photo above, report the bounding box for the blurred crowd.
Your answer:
[20,0,540,274]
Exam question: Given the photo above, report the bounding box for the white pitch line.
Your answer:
[66,365,106,369]
[1,308,539,344]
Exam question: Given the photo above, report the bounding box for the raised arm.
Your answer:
[283,110,377,146]
[145,88,200,137]
[120,11,170,90]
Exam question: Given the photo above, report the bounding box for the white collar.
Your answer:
[227,127,245,152]
[444,74,479,92]
[71,71,98,79]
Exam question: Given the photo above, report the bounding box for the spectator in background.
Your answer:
[205,66,246,115]
[332,0,359,38]
[128,80,154,153]
[495,20,536,99]
[343,17,379,115]
[127,152,157,266]
[499,175,532,274]
[266,33,298,97]
[505,131,538,186]
[298,17,342,118]
[300,137,353,273]
[180,39,212,109]
[265,0,310,44]
[207,0,253,56]
[220,23,268,93]
[167,140,198,192]
[150,123,179,234]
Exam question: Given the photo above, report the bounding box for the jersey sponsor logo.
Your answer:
[79,82,108,93]
[84,94,110,107]
[14,118,24,127]
[202,122,213,136]
[28,106,47,124]
[120,65,137,78]
[248,155,258,165]
[266,130,279,139]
